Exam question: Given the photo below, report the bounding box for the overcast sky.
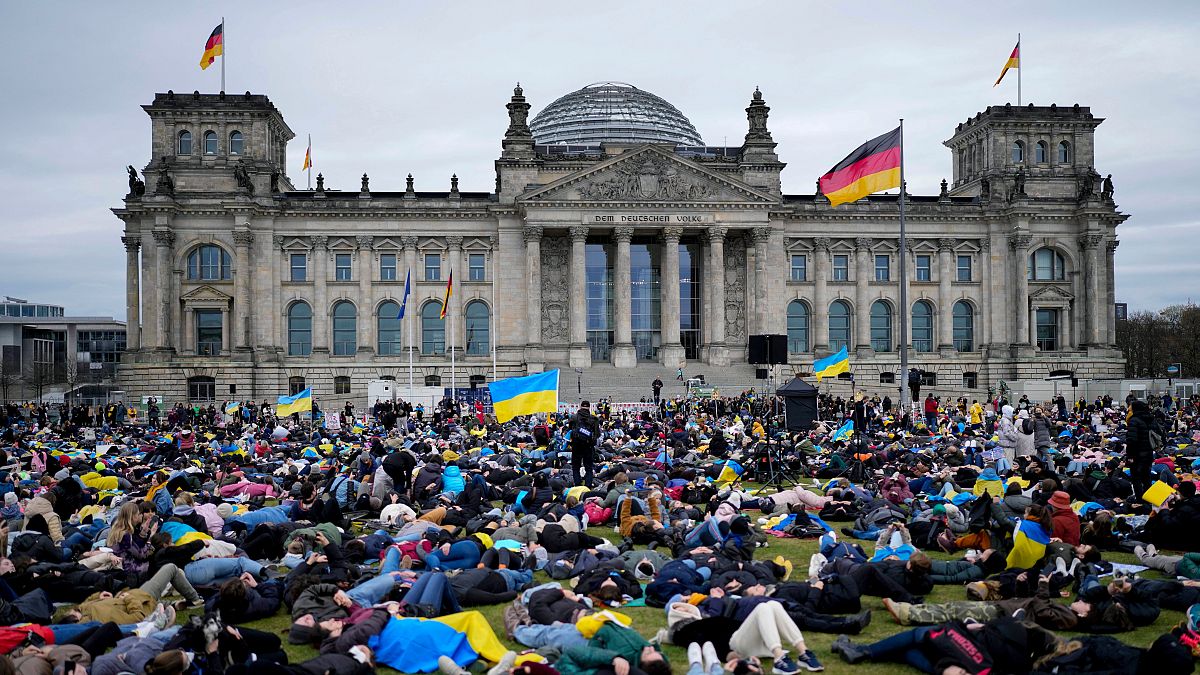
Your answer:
[2,1,1197,320]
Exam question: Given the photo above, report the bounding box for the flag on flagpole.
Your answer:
[397,270,411,319]
[301,143,312,171]
[276,388,313,417]
[818,127,902,207]
[199,23,224,70]
[488,370,559,422]
[223,401,240,416]
[439,272,453,319]
[994,40,1020,86]
[813,346,851,381]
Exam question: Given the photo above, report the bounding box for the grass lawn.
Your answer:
[211,500,1183,674]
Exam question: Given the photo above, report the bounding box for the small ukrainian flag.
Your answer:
[831,419,854,443]
[224,401,240,416]
[488,370,559,423]
[813,346,850,381]
[276,388,313,417]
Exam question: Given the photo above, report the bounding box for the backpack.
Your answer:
[1149,422,1164,451]
[1020,418,1034,435]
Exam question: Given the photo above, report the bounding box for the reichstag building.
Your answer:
[113,81,1126,404]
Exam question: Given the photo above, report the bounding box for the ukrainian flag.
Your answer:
[224,401,240,416]
[831,419,854,443]
[276,388,313,417]
[488,370,559,423]
[813,346,850,381]
[1005,518,1050,569]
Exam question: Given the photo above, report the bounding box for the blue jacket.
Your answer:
[442,465,465,496]
[227,505,291,529]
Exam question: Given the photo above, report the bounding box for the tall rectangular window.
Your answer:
[379,254,397,281]
[290,254,307,282]
[832,254,849,281]
[586,243,614,362]
[874,255,890,281]
[335,253,352,281]
[196,310,222,356]
[1036,308,1059,351]
[425,254,441,281]
[468,253,486,281]
[790,254,807,281]
[915,255,931,281]
[957,254,973,282]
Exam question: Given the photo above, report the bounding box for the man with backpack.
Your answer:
[570,400,599,488]
[1127,399,1162,499]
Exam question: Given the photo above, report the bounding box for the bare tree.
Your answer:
[0,360,14,404]
[1117,303,1200,378]
[65,361,78,409]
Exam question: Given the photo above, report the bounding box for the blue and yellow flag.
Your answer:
[276,388,313,417]
[831,419,854,443]
[813,346,850,381]
[1006,518,1050,569]
[488,370,558,423]
[224,401,240,415]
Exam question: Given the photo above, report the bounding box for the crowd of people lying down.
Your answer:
[0,388,1197,675]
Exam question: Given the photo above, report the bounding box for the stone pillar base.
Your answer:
[937,344,956,357]
[611,343,637,368]
[1010,344,1036,359]
[706,343,729,367]
[854,345,875,358]
[568,344,592,369]
[660,343,686,369]
[524,345,545,371]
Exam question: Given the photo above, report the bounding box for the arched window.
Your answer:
[177,130,192,155]
[287,302,312,356]
[331,301,357,356]
[953,301,974,352]
[1057,141,1070,163]
[786,300,809,353]
[421,301,445,355]
[1028,248,1066,281]
[1035,141,1048,163]
[186,245,232,280]
[228,130,243,155]
[465,301,490,356]
[870,300,892,352]
[203,131,218,155]
[828,300,851,352]
[1011,140,1024,163]
[912,301,934,352]
[377,301,401,355]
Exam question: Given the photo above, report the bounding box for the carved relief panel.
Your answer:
[540,234,570,345]
[724,234,747,341]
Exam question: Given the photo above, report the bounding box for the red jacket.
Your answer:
[1051,508,1081,546]
[924,398,938,414]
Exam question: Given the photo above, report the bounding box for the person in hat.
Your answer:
[1048,491,1081,546]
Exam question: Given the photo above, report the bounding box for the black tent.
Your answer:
[776,377,818,432]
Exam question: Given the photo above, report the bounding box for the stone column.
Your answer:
[1080,233,1104,346]
[122,235,141,350]
[233,228,254,350]
[311,235,329,353]
[357,235,375,354]
[937,238,955,352]
[140,233,156,351]
[152,229,175,351]
[1106,240,1119,346]
[751,227,772,338]
[611,226,636,368]
[568,226,591,368]
[980,238,993,348]
[183,306,195,355]
[220,307,231,354]
[660,227,685,367]
[401,236,419,355]
[523,226,544,364]
[446,236,465,354]
[854,237,872,353]
[812,237,831,353]
[705,227,728,366]
[1009,234,1032,350]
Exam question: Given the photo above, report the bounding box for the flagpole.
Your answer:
[220,17,226,93]
[897,119,910,418]
[1017,33,1022,106]
[407,274,414,399]
[450,287,456,402]
[307,134,312,190]
[490,259,498,382]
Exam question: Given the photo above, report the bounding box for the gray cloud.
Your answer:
[1,0,1196,317]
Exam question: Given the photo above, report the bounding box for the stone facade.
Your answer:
[113,88,1126,406]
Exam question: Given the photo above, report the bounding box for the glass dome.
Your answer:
[530,81,704,146]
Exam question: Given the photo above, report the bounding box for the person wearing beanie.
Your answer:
[1049,491,1081,545]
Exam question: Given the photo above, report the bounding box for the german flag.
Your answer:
[439,271,453,319]
[818,127,901,208]
[199,23,223,70]
[994,41,1020,86]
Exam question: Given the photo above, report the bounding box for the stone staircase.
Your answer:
[549,361,769,403]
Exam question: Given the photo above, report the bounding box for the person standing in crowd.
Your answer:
[652,378,663,404]
[570,400,599,488]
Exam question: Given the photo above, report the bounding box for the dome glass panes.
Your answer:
[530,82,704,146]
